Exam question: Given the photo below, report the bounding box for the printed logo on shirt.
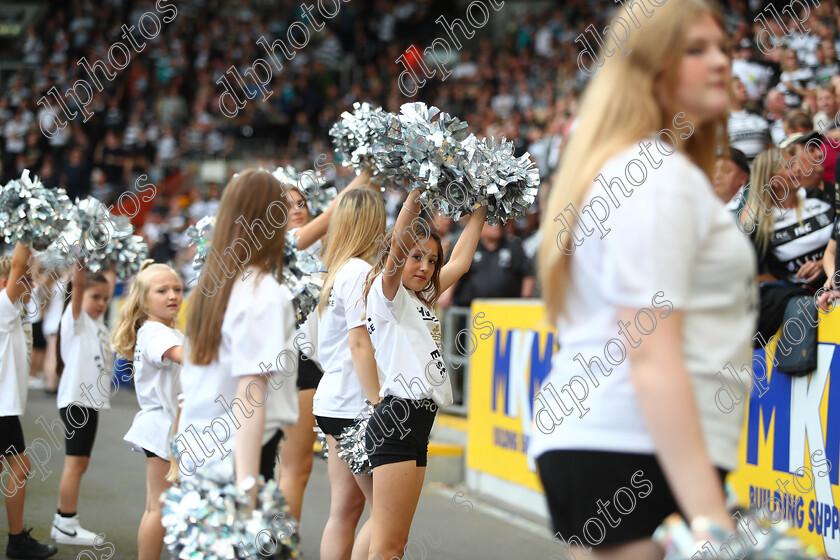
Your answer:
[20,310,32,365]
[366,316,375,335]
[498,248,512,267]
[328,290,336,308]
[473,252,483,263]
[94,326,111,377]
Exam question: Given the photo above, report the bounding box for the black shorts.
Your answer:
[260,429,283,482]
[59,406,99,457]
[296,356,323,391]
[536,450,728,547]
[315,416,357,438]
[0,416,26,456]
[142,448,163,459]
[365,396,437,468]
[32,321,46,349]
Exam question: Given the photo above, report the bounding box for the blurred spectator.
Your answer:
[729,77,771,163]
[714,147,750,210]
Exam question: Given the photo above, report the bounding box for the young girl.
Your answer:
[111,260,184,560]
[1,243,58,559]
[175,169,298,508]
[278,168,374,522]
[312,188,384,560]
[362,190,487,560]
[52,261,116,546]
[532,2,757,558]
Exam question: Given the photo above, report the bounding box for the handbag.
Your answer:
[774,295,818,376]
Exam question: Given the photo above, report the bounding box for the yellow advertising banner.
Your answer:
[466,300,840,557]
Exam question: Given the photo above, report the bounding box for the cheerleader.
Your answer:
[111,260,184,560]
[52,261,116,545]
[1,243,58,559]
[278,169,374,521]
[175,169,297,508]
[312,188,385,560]
[362,189,487,560]
[532,2,757,558]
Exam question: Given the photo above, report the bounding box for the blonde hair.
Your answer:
[744,147,802,256]
[318,189,386,315]
[0,257,10,280]
[111,259,181,360]
[538,0,728,323]
[187,169,289,364]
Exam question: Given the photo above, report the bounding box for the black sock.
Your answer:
[8,531,24,543]
[58,510,76,518]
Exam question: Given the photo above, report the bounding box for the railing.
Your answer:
[440,306,472,417]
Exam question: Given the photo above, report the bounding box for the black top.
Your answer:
[453,236,534,305]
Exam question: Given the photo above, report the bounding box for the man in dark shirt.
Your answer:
[452,223,535,305]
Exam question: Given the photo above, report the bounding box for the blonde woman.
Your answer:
[743,147,833,345]
[312,189,384,560]
[111,260,184,560]
[530,1,758,558]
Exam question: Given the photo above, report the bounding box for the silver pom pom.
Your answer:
[272,166,337,216]
[280,232,324,327]
[0,170,73,251]
[330,102,406,191]
[470,137,540,226]
[314,427,328,462]
[161,454,300,560]
[335,401,375,476]
[653,510,821,559]
[185,215,215,272]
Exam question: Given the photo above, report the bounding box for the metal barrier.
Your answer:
[440,306,472,417]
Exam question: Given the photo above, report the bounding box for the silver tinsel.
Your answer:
[185,216,215,272]
[314,427,328,462]
[469,137,540,226]
[161,455,300,560]
[271,166,337,216]
[0,170,72,251]
[279,232,323,326]
[653,510,822,559]
[39,197,148,279]
[335,400,374,476]
[329,102,407,190]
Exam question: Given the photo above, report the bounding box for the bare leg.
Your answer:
[3,453,31,534]
[368,461,425,560]
[138,456,170,560]
[29,349,45,379]
[44,335,58,392]
[350,473,373,560]
[57,455,90,513]
[278,389,317,520]
[320,435,366,560]
[566,540,664,560]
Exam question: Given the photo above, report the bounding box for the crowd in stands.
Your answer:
[2,0,840,311]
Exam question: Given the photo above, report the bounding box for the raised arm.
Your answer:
[294,168,374,250]
[381,188,423,301]
[439,206,488,294]
[71,260,87,321]
[6,242,31,304]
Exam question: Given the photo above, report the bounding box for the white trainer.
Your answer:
[50,513,99,545]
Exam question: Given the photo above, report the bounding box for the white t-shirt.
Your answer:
[124,321,184,458]
[528,144,758,471]
[367,275,452,407]
[312,258,372,419]
[42,282,67,337]
[58,305,112,411]
[176,272,298,473]
[0,291,32,417]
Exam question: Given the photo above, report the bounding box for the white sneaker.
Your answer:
[28,376,46,390]
[50,513,98,545]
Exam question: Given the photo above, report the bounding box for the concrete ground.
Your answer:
[2,387,564,559]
